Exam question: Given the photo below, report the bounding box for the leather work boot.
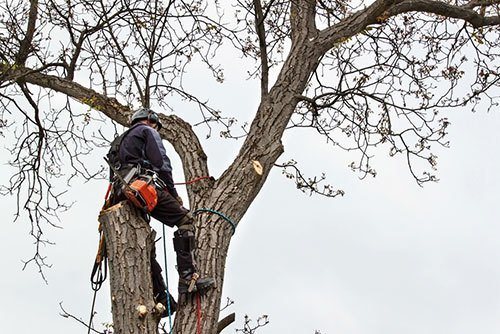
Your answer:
[173,229,215,294]
[178,271,216,294]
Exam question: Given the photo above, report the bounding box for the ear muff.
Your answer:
[147,112,162,130]
[147,112,157,123]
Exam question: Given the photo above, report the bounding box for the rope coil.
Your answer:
[193,208,237,235]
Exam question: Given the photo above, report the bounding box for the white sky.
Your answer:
[1,15,500,334]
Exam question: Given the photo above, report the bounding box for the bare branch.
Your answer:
[217,313,236,334]
[386,0,500,28]
[236,314,270,334]
[318,0,500,51]
[276,160,345,197]
[253,0,270,97]
[59,302,107,334]
[317,0,399,50]
[15,0,38,65]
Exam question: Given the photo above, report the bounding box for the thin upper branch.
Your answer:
[253,0,269,97]
[96,1,146,106]
[15,0,38,65]
[67,6,123,80]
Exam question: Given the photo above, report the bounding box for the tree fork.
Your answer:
[99,202,160,334]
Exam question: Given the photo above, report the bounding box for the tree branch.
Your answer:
[253,0,269,97]
[59,303,105,334]
[217,313,235,334]
[290,0,318,42]
[275,161,345,197]
[318,0,500,50]
[98,2,146,106]
[386,0,500,28]
[15,0,38,65]
[0,64,210,190]
[317,0,400,50]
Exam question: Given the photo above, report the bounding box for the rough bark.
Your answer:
[99,202,160,334]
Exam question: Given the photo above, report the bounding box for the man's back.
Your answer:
[117,122,177,197]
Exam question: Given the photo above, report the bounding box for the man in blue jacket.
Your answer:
[107,108,215,314]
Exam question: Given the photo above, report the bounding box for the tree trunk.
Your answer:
[99,202,160,334]
[172,30,324,334]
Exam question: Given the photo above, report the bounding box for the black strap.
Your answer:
[90,233,108,291]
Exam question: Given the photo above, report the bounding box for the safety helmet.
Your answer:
[130,107,163,130]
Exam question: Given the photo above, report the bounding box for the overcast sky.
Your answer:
[1,20,500,334]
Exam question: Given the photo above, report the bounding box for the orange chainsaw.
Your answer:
[104,157,157,212]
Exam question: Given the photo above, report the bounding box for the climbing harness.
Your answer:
[104,157,158,213]
[193,208,237,235]
[88,228,108,334]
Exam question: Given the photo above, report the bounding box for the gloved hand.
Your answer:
[175,196,183,206]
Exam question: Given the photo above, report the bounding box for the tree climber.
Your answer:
[106,107,215,315]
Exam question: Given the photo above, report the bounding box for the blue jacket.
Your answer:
[119,123,178,198]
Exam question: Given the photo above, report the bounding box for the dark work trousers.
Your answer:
[150,188,190,302]
[151,188,190,227]
[110,185,190,303]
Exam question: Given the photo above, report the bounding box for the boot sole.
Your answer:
[179,279,215,294]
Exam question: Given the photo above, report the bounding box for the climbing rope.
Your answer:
[87,289,99,334]
[175,175,237,234]
[193,208,237,235]
[196,293,202,334]
[174,176,212,186]
[88,231,108,334]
